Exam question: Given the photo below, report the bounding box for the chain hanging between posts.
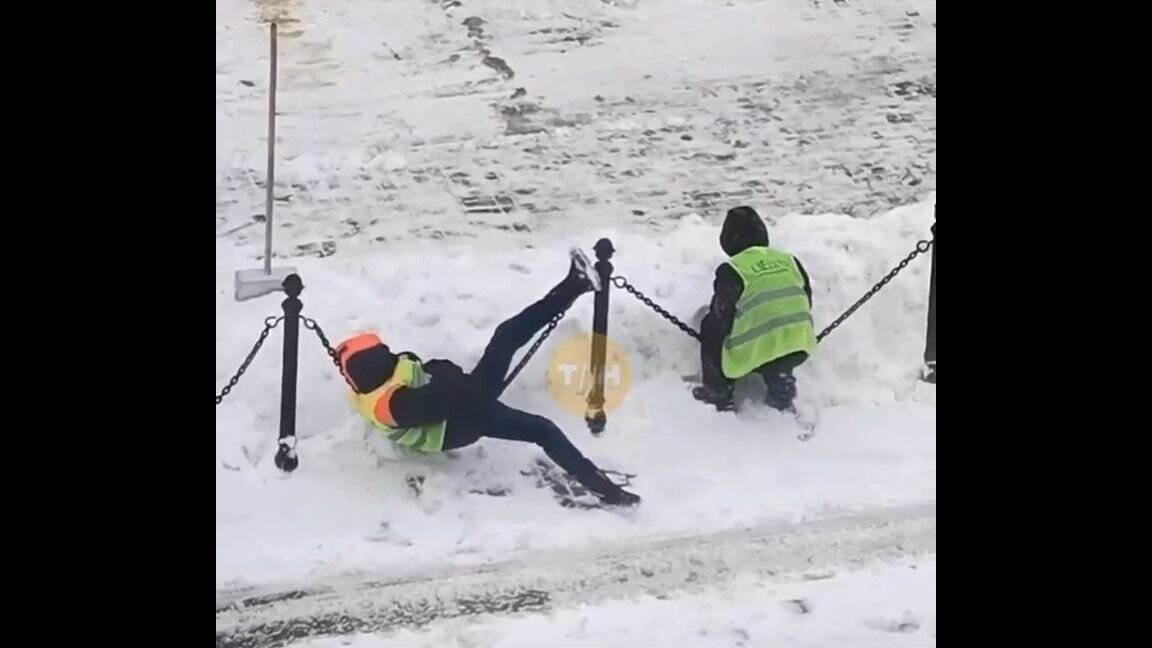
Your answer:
[816,237,933,342]
[298,306,570,392]
[215,316,284,405]
[301,315,356,390]
[608,234,932,346]
[299,307,571,393]
[219,236,931,404]
[610,276,702,341]
[504,304,572,388]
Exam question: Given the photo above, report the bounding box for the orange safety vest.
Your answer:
[336,333,447,453]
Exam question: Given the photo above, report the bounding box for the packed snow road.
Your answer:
[291,556,937,647]
[216,500,935,647]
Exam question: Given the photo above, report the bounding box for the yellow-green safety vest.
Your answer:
[721,246,817,379]
[350,356,447,453]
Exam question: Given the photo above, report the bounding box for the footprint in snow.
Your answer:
[864,613,921,633]
[782,599,811,615]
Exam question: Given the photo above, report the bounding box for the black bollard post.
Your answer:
[586,238,615,435]
[275,273,303,471]
[923,213,936,384]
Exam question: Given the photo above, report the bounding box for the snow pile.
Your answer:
[215,196,936,588]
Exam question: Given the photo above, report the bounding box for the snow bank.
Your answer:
[215,196,936,589]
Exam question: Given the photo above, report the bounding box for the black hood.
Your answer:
[345,344,398,393]
[720,206,769,256]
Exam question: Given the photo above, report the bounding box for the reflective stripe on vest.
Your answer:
[350,356,447,453]
[720,247,817,379]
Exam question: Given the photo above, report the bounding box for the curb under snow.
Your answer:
[216,500,936,647]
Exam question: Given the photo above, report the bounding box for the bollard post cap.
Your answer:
[594,238,615,260]
[282,273,304,297]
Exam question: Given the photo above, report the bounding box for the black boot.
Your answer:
[692,384,735,412]
[763,373,797,412]
[574,467,641,507]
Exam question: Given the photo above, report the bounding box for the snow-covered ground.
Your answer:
[215,200,936,588]
[297,557,936,648]
[217,498,933,645]
[216,0,936,252]
[217,0,935,643]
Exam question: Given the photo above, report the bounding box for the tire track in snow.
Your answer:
[216,500,935,647]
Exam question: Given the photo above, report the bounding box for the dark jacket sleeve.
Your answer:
[387,359,467,427]
[423,359,465,382]
[794,258,813,305]
[709,263,744,340]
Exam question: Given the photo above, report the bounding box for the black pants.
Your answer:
[700,311,807,397]
[442,283,597,478]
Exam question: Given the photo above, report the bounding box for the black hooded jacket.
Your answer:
[707,206,812,341]
[344,344,470,427]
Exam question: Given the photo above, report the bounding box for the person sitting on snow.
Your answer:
[334,249,641,508]
[692,206,817,413]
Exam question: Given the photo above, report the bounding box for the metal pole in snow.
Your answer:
[275,274,303,472]
[264,21,278,274]
[923,209,936,383]
[586,238,615,435]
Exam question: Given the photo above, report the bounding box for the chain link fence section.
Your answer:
[216,316,285,405]
[816,237,933,342]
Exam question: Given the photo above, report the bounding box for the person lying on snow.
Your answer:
[692,206,818,413]
[334,249,641,508]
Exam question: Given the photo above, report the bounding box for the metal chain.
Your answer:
[610,276,702,341]
[816,238,933,342]
[220,236,929,405]
[609,234,931,345]
[301,315,356,390]
[219,304,572,403]
[504,305,571,387]
[215,316,284,405]
[298,307,569,392]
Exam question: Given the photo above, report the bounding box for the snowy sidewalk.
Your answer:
[294,558,936,648]
[217,501,935,646]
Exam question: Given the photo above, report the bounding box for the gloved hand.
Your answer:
[424,359,466,385]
